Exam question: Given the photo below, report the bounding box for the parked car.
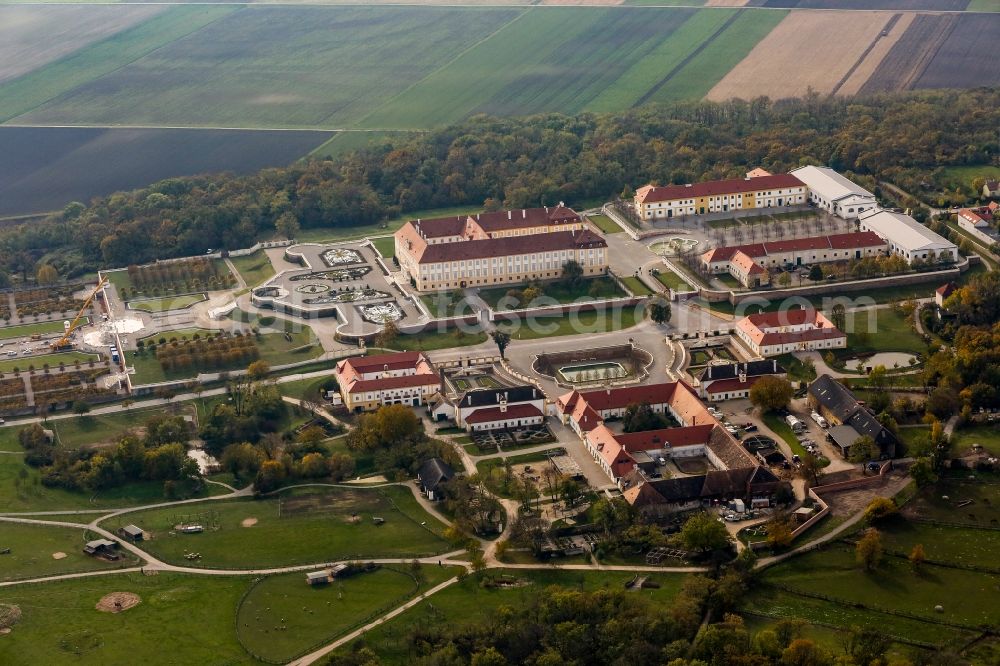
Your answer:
[743,423,758,432]
[725,425,739,436]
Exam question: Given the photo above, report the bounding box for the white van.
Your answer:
[810,411,829,428]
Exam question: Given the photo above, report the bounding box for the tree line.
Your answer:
[2,89,998,280]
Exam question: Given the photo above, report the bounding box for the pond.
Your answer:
[648,237,699,256]
[853,351,919,371]
[558,361,628,383]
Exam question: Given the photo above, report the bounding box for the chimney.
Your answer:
[773,359,777,372]
[503,391,509,403]
[507,210,512,220]
[685,183,692,188]
[739,372,747,384]
[522,209,526,219]
[606,388,611,396]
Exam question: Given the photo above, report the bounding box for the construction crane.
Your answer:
[51,276,108,351]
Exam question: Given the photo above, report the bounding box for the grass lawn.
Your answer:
[293,205,484,244]
[843,307,925,355]
[903,477,1000,527]
[497,305,642,341]
[128,293,206,313]
[100,487,449,569]
[588,214,622,234]
[334,568,689,663]
[0,572,255,664]
[951,423,1000,455]
[0,523,138,582]
[478,277,626,310]
[761,412,810,460]
[393,329,488,352]
[228,251,276,288]
[776,354,817,385]
[0,351,99,374]
[371,236,396,259]
[275,376,336,403]
[879,518,1000,570]
[715,273,742,289]
[105,258,234,298]
[936,164,1000,191]
[0,319,71,341]
[653,267,693,292]
[419,291,477,319]
[237,565,456,662]
[620,276,653,296]
[762,543,1000,629]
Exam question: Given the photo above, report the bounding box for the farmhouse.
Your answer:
[809,374,897,459]
[334,351,441,412]
[698,359,787,402]
[418,458,455,501]
[394,206,608,291]
[956,207,1000,246]
[734,309,846,358]
[454,385,546,431]
[858,209,958,264]
[700,232,888,279]
[556,381,713,436]
[788,165,877,219]
[729,250,769,288]
[984,179,1000,198]
[633,173,807,220]
[935,282,957,309]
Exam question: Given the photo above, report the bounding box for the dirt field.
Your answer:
[541,0,624,4]
[836,12,916,95]
[857,14,958,93]
[706,0,750,6]
[95,592,141,614]
[707,10,897,100]
[0,6,163,85]
[913,13,1000,89]
[0,126,331,217]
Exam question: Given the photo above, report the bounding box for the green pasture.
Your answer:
[99,486,449,569]
[0,6,236,123]
[951,423,1000,455]
[237,566,454,663]
[0,523,137,582]
[52,405,181,448]
[843,307,926,355]
[0,572,254,664]
[228,251,276,288]
[879,518,1000,570]
[18,6,525,128]
[310,130,418,158]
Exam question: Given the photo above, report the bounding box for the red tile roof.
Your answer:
[704,376,762,395]
[465,403,544,425]
[701,232,885,264]
[614,424,715,450]
[346,373,441,394]
[416,228,605,264]
[936,282,957,297]
[636,174,804,204]
[471,206,580,232]
[408,215,468,238]
[731,250,766,275]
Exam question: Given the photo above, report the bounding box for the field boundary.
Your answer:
[632,8,743,107]
[829,12,900,96]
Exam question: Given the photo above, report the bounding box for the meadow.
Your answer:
[99,486,450,569]
[0,522,137,582]
[496,305,643,340]
[228,252,276,288]
[0,351,98,374]
[0,572,256,664]
[0,319,68,341]
[127,294,206,313]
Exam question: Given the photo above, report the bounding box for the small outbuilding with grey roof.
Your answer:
[418,457,455,501]
[118,525,144,542]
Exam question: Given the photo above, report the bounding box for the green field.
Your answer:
[843,307,926,355]
[371,236,396,259]
[497,304,643,340]
[587,214,622,234]
[0,523,137,582]
[653,267,692,292]
[100,486,449,569]
[0,572,255,664]
[334,568,689,664]
[16,6,524,128]
[0,351,99,374]
[310,130,418,158]
[228,251,276,288]
[0,6,236,123]
[478,276,625,310]
[128,294,206,313]
[52,406,181,448]
[951,423,1000,455]
[0,319,71,341]
[620,276,653,296]
[393,328,488,352]
[237,566,453,663]
[937,164,1000,190]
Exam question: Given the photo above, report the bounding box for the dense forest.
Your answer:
[1,89,998,279]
